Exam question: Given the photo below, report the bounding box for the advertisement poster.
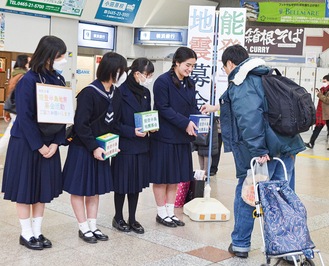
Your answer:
[245,26,304,55]
[95,0,142,24]
[36,83,74,124]
[188,5,216,108]
[6,0,86,16]
[240,1,329,25]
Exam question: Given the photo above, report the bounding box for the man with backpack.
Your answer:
[201,44,305,260]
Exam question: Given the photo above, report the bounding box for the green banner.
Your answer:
[6,0,85,16]
[242,1,329,25]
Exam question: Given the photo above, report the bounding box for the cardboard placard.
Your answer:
[36,83,74,124]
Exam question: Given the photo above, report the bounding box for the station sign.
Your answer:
[134,28,187,46]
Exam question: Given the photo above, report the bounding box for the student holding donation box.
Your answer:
[62,52,127,243]
[111,58,155,234]
[149,47,199,228]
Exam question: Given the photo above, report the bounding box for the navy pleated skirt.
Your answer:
[1,136,63,204]
[149,139,194,184]
[62,143,113,196]
[111,152,150,194]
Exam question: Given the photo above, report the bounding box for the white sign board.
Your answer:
[36,83,74,124]
[188,5,215,108]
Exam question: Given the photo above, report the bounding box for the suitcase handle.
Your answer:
[250,157,288,186]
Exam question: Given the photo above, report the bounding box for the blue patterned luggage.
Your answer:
[258,180,314,258]
[251,157,325,266]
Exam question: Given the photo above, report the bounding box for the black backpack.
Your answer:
[261,68,316,136]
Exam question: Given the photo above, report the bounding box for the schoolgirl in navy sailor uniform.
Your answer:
[62,52,127,244]
[111,58,154,234]
[1,35,67,250]
[150,47,199,227]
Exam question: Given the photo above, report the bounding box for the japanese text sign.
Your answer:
[245,26,304,55]
[188,5,216,108]
[95,0,142,24]
[241,1,329,25]
[6,0,86,16]
[36,83,74,124]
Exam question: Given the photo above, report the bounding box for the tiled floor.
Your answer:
[0,120,328,266]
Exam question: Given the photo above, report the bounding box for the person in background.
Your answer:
[1,35,67,250]
[0,55,30,168]
[111,58,154,234]
[304,74,329,149]
[201,44,305,260]
[62,52,127,244]
[150,47,199,227]
[210,117,222,176]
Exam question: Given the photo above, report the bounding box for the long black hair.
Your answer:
[171,47,197,89]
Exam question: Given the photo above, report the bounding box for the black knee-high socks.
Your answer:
[114,192,139,223]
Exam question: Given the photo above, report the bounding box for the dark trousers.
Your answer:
[210,133,222,174]
[309,120,329,146]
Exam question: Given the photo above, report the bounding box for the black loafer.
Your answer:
[92,229,109,241]
[112,218,131,232]
[129,221,144,234]
[37,234,52,248]
[156,215,177,227]
[78,230,97,244]
[171,216,185,226]
[228,243,248,258]
[19,235,43,250]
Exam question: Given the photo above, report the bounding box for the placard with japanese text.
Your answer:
[36,83,74,124]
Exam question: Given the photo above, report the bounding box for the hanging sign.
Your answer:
[36,83,74,124]
[95,0,142,24]
[188,5,216,108]
[241,1,329,25]
[134,28,187,46]
[245,26,304,55]
[6,0,86,16]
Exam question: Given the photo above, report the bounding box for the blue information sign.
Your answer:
[134,28,188,46]
[326,0,329,18]
[95,0,141,24]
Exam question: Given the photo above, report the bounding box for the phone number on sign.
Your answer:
[8,0,45,9]
[106,10,130,18]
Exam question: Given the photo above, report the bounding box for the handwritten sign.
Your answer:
[36,83,74,124]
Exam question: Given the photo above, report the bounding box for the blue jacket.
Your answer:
[151,71,199,144]
[112,78,151,154]
[220,58,305,178]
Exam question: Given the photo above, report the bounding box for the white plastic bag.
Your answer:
[241,161,269,207]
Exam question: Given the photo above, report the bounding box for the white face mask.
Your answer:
[114,71,127,87]
[139,73,153,87]
[53,58,67,74]
[322,82,328,87]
